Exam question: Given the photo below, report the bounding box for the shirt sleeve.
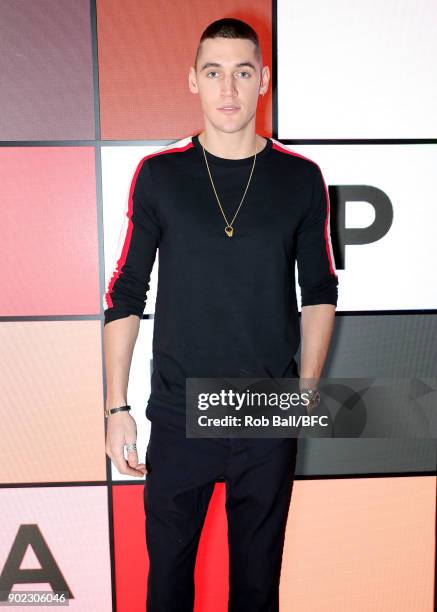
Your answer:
[103,157,160,326]
[296,163,338,307]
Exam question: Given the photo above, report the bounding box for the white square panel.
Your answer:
[109,318,154,482]
[287,143,437,310]
[101,145,162,480]
[101,145,162,316]
[278,0,437,138]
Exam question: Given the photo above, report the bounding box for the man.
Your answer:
[103,17,338,612]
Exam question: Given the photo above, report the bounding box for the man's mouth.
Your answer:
[217,106,240,114]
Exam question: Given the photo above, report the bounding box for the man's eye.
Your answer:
[206,71,251,78]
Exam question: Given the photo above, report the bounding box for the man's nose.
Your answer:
[220,76,238,96]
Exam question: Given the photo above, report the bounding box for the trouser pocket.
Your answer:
[145,441,152,474]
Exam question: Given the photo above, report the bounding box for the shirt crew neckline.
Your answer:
[192,132,273,167]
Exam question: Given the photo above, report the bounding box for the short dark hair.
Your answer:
[194,18,262,70]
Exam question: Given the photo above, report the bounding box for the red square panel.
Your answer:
[112,482,228,612]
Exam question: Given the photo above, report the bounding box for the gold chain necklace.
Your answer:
[201,138,257,237]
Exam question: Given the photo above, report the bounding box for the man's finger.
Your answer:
[123,438,140,467]
[112,449,146,478]
[126,447,140,468]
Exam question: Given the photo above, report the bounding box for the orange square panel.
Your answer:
[0,321,106,484]
[96,0,272,139]
[280,476,436,611]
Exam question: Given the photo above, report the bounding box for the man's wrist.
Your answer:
[104,403,131,418]
[299,376,319,392]
[298,380,321,410]
[106,396,127,409]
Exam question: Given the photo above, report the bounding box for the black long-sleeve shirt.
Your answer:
[103,133,338,427]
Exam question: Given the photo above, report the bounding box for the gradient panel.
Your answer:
[0,486,111,610]
[0,147,100,317]
[286,144,437,311]
[297,438,437,478]
[96,0,272,139]
[0,321,106,483]
[0,0,95,140]
[101,146,161,317]
[280,476,436,611]
[109,320,154,482]
[112,481,228,612]
[194,483,229,612]
[112,484,148,612]
[295,313,437,477]
[277,0,437,139]
[0,1,436,609]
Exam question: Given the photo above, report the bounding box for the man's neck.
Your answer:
[197,128,267,160]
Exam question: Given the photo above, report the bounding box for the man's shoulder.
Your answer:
[137,135,195,171]
[270,137,320,177]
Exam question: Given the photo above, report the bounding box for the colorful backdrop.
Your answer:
[0,1,436,610]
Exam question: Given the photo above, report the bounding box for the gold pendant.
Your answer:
[225,226,234,237]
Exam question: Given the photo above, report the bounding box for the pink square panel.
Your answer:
[0,486,112,610]
[0,147,100,316]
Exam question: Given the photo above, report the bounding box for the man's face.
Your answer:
[189,37,269,134]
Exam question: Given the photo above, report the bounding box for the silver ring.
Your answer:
[125,442,137,452]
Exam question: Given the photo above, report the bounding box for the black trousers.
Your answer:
[143,420,298,612]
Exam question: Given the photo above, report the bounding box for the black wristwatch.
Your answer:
[104,404,131,418]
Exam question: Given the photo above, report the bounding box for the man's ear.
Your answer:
[188,66,198,94]
[259,65,270,96]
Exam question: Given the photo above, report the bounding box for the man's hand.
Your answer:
[299,379,320,416]
[105,411,147,478]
